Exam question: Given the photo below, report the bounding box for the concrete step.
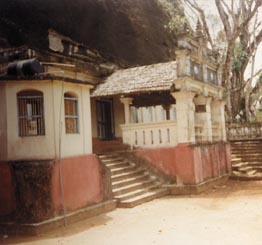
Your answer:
[231,149,262,153]
[237,166,255,173]
[114,182,162,202]
[231,157,242,163]
[99,153,119,159]
[232,169,257,176]
[231,141,262,145]
[118,188,169,208]
[231,144,262,147]
[230,140,262,180]
[112,173,150,189]
[247,162,262,167]
[111,168,146,182]
[100,152,168,208]
[232,162,249,169]
[231,147,262,150]
[106,161,131,169]
[110,165,137,175]
[113,179,155,196]
[232,157,262,163]
[232,152,262,155]
[240,157,262,162]
[100,157,125,163]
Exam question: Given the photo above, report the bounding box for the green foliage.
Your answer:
[157,0,192,35]
[166,14,192,34]
[232,42,248,72]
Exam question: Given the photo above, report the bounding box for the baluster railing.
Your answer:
[121,120,177,148]
[227,123,262,140]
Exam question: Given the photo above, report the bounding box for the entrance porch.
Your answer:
[91,61,231,189]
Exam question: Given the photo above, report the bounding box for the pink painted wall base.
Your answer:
[134,142,231,185]
[0,154,110,223]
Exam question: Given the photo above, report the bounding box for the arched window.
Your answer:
[64,92,79,134]
[17,90,45,136]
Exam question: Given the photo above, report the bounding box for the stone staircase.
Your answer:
[99,153,169,208]
[231,140,262,180]
[93,139,129,154]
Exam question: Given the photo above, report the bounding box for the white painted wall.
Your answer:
[0,84,7,161]
[5,79,93,161]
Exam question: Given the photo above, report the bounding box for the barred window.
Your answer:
[207,68,217,84]
[17,90,45,136]
[190,61,203,81]
[64,92,79,134]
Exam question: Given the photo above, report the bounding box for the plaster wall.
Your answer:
[51,154,103,214]
[0,154,106,222]
[135,142,231,185]
[0,84,7,161]
[52,80,93,158]
[6,79,92,160]
[6,80,55,160]
[0,163,15,215]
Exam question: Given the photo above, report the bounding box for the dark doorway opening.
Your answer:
[96,99,114,140]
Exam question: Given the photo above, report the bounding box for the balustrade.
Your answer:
[227,123,262,140]
[121,120,177,148]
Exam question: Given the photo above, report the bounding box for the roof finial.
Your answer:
[195,19,204,39]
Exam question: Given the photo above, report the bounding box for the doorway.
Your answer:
[96,99,114,140]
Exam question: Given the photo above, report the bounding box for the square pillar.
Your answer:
[120,97,133,124]
[172,91,196,143]
[211,100,227,141]
[194,96,213,142]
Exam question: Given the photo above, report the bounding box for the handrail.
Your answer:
[227,123,262,140]
[121,120,177,148]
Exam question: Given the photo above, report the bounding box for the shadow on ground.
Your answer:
[0,214,112,244]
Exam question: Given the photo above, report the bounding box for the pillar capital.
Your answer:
[120,97,133,105]
[171,91,196,101]
[193,96,212,105]
[212,99,226,107]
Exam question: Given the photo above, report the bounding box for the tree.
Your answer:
[180,0,262,122]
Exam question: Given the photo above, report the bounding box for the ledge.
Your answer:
[168,174,229,195]
[0,200,117,236]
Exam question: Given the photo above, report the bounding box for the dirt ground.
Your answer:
[2,180,262,245]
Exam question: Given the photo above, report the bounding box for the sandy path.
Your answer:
[2,180,262,245]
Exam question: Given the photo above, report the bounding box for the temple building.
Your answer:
[0,27,231,233]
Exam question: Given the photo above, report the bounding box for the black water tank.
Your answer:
[7,58,44,76]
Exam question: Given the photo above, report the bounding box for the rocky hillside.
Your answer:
[0,0,187,66]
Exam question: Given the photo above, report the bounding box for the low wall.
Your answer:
[0,154,112,224]
[134,142,231,186]
[52,155,106,215]
[0,163,16,216]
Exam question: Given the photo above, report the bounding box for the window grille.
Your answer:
[190,61,203,81]
[207,68,217,84]
[64,93,79,134]
[17,90,45,136]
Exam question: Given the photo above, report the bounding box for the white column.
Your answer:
[172,91,196,143]
[203,63,208,82]
[152,106,157,122]
[194,96,213,141]
[211,100,227,141]
[120,97,133,124]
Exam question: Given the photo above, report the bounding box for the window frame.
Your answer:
[190,60,203,81]
[17,90,45,137]
[64,92,79,134]
[207,68,217,84]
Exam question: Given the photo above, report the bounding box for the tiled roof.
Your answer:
[91,61,177,97]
